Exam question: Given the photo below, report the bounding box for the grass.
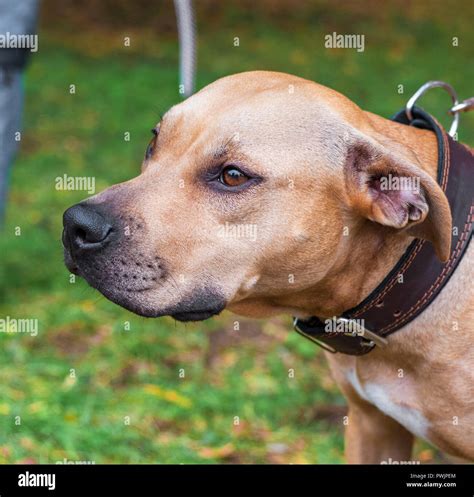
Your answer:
[0,6,472,463]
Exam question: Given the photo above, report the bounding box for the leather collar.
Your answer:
[293,107,474,355]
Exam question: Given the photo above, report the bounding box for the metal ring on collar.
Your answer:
[406,81,459,137]
[449,97,474,115]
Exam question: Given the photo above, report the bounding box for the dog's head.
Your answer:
[63,71,451,321]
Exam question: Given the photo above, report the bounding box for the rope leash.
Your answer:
[174,0,196,98]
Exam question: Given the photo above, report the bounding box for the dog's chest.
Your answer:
[345,368,431,441]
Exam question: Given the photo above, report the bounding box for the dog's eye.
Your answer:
[145,138,154,160]
[145,126,160,160]
[219,166,250,187]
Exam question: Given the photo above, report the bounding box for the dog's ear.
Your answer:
[344,140,451,262]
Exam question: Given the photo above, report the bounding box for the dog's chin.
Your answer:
[66,264,227,322]
[108,293,226,322]
[97,287,226,322]
[170,308,223,322]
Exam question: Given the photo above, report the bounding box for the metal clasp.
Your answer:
[293,317,388,353]
[406,81,459,137]
[336,318,388,349]
[449,97,474,115]
[293,318,338,353]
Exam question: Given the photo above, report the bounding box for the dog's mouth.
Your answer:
[64,248,227,321]
[102,284,226,322]
[170,308,224,322]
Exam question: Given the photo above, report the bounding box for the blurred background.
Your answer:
[0,0,472,464]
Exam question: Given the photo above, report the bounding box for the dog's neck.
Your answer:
[287,112,440,319]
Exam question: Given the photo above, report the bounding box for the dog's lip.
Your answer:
[170,308,223,322]
[62,249,226,320]
[67,261,80,275]
[64,249,80,275]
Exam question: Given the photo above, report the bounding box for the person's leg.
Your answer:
[0,68,23,225]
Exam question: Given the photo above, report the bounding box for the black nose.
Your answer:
[63,204,113,252]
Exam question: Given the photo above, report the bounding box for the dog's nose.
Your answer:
[63,204,113,252]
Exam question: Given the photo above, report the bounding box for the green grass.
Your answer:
[0,8,471,463]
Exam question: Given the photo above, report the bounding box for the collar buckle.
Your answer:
[293,317,388,354]
[336,318,388,349]
[293,318,338,353]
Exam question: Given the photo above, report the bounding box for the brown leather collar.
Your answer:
[294,107,474,355]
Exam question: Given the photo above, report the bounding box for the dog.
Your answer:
[62,71,473,463]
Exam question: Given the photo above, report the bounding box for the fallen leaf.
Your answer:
[143,384,192,408]
[199,443,235,460]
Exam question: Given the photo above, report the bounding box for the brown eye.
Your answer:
[145,137,155,160]
[145,126,160,160]
[219,167,249,187]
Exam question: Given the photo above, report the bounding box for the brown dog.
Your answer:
[62,71,473,463]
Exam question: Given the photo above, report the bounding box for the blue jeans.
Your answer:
[0,68,23,224]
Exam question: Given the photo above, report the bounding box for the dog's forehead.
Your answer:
[161,76,338,146]
[153,72,359,176]
[168,76,315,122]
[164,93,284,130]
